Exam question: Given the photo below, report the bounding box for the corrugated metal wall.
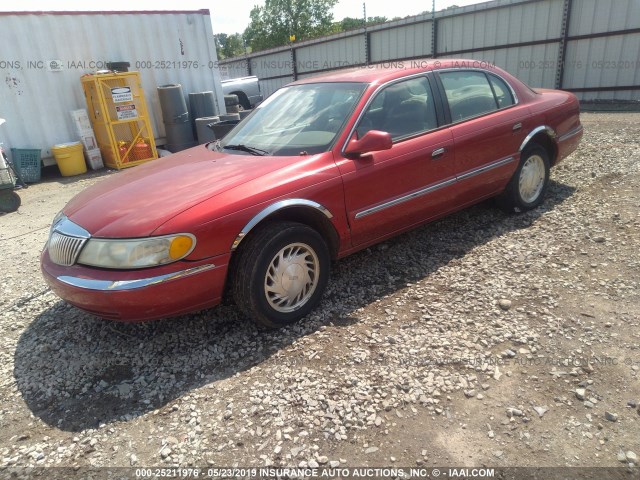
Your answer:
[219,0,640,103]
[438,0,564,52]
[562,0,640,100]
[440,43,560,88]
[370,21,433,62]
[0,10,224,160]
[569,0,639,34]
[297,36,365,73]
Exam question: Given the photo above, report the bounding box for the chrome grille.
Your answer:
[48,232,87,266]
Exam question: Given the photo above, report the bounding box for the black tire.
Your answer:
[498,144,550,212]
[0,190,20,213]
[232,221,330,329]
[238,96,251,111]
[228,92,251,111]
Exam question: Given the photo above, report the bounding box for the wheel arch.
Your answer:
[231,199,340,259]
[519,125,558,165]
[229,90,251,109]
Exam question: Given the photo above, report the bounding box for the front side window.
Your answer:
[439,71,499,122]
[220,82,366,156]
[356,76,438,141]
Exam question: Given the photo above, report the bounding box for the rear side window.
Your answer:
[488,74,515,108]
[439,71,498,122]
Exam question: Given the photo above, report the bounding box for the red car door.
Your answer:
[435,70,530,205]
[336,75,456,247]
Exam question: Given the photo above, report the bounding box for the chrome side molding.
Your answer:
[354,154,517,219]
[355,177,456,219]
[457,155,515,181]
[558,125,583,142]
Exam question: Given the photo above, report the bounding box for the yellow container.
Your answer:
[51,142,87,177]
[81,72,158,170]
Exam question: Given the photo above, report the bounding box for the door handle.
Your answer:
[512,122,522,131]
[431,147,446,158]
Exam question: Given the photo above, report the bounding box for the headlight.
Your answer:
[77,234,196,269]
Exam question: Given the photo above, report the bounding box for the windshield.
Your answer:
[220,82,367,156]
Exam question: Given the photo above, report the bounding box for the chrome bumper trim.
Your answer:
[558,125,583,142]
[57,264,216,291]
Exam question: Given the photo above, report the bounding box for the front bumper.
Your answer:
[41,250,231,322]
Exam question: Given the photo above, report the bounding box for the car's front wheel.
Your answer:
[233,221,330,328]
[499,144,550,212]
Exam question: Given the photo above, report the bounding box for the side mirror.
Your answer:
[344,130,392,157]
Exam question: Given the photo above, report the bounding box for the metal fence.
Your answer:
[218,0,640,102]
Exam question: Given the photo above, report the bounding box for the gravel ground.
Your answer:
[0,112,639,475]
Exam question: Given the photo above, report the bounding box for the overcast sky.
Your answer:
[7,0,486,34]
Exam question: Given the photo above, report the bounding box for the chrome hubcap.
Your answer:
[264,243,319,313]
[519,154,545,203]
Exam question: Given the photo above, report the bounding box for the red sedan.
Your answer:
[41,59,583,328]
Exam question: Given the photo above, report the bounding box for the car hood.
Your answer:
[64,146,307,237]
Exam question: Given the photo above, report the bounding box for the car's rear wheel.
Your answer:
[499,144,550,212]
[233,221,330,328]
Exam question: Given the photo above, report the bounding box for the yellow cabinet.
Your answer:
[81,72,158,170]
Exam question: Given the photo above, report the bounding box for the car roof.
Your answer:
[289,58,505,87]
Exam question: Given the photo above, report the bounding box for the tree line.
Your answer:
[214,0,402,59]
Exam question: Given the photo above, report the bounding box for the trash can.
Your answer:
[209,120,239,140]
[106,61,130,72]
[51,142,87,177]
[196,116,219,144]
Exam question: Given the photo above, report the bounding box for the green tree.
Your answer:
[214,33,228,59]
[214,33,247,59]
[335,16,362,31]
[244,0,339,51]
[333,15,388,32]
[367,16,388,25]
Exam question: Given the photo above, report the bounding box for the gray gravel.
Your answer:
[0,112,639,469]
